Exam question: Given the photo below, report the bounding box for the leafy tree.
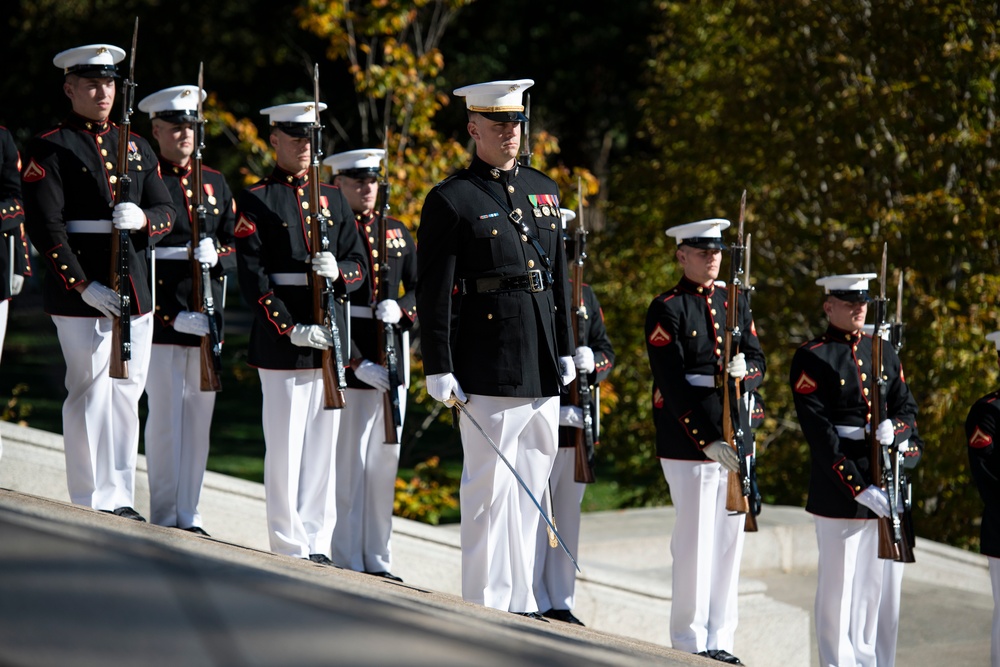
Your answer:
[606,0,1000,548]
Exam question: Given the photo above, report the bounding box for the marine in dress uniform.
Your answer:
[323,148,417,580]
[644,219,765,665]
[235,101,366,563]
[965,330,1000,667]
[416,79,576,617]
[0,125,32,463]
[533,207,615,626]
[789,273,918,667]
[137,85,237,535]
[21,44,174,519]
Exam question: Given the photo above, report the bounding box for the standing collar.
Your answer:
[65,113,112,134]
[469,154,518,184]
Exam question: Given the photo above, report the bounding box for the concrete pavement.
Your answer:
[0,421,992,665]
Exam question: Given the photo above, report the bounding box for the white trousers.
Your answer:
[875,558,905,667]
[991,557,1000,667]
[459,394,559,613]
[533,447,586,612]
[53,314,153,510]
[259,368,340,559]
[331,386,404,572]
[660,458,746,653]
[144,344,216,529]
[814,516,884,667]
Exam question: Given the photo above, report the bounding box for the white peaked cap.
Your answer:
[986,331,1000,352]
[138,85,206,120]
[323,148,385,176]
[53,44,126,76]
[560,208,576,229]
[453,79,534,121]
[816,273,877,294]
[261,102,327,126]
[664,218,730,249]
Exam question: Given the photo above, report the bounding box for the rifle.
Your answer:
[871,244,913,562]
[569,177,596,483]
[722,191,755,528]
[374,130,402,443]
[743,232,761,531]
[191,62,222,392]
[888,268,916,561]
[519,93,531,168]
[309,64,346,409]
[109,18,139,380]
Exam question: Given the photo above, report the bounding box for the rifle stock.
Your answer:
[374,158,402,443]
[192,62,222,392]
[310,64,345,410]
[109,18,139,380]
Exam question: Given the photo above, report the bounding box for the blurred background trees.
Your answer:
[2,0,998,548]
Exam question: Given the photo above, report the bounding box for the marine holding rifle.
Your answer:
[234,99,366,563]
[789,271,918,667]
[21,43,174,521]
[644,218,765,665]
[324,147,416,581]
[137,83,237,536]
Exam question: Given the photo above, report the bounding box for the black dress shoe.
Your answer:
[710,649,743,664]
[541,608,585,626]
[307,554,336,566]
[512,612,549,622]
[365,571,403,582]
[181,526,210,537]
[695,651,713,658]
[101,507,146,522]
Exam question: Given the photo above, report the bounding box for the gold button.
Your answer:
[182,178,189,186]
[711,309,717,315]
[838,465,844,470]
[272,311,279,317]
[857,360,863,367]
[521,234,528,242]
[691,330,697,336]
[847,475,853,481]
[109,175,117,184]
[157,279,164,285]
[105,161,113,170]
[855,486,862,491]
[186,190,193,197]
[68,277,76,283]
[372,250,379,258]
[302,202,309,209]
[96,136,103,144]
[298,188,305,196]
[716,336,722,343]
[280,323,288,329]
[706,298,712,305]
[684,418,690,424]
[137,165,142,171]
[50,252,58,258]
[527,260,535,268]
[155,305,161,311]
[863,388,869,396]
[699,440,705,446]
[491,229,498,236]
[714,323,720,329]
[368,237,375,244]
[365,225,372,232]
[265,299,272,305]
[840,379,845,385]
[60,264,67,270]
[101,149,108,156]
[550,223,556,229]
[487,313,493,320]
[507,185,514,193]
[861,373,867,381]
[692,429,698,435]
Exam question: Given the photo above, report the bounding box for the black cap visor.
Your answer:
[477,110,528,123]
[679,236,728,250]
[273,122,312,138]
[828,290,872,303]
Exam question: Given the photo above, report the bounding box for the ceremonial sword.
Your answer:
[452,399,580,572]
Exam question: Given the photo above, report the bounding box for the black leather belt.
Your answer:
[461,269,552,295]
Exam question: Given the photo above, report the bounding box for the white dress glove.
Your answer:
[726,352,747,379]
[559,356,577,386]
[11,274,24,296]
[289,323,333,350]
[310,251,339,280]
[703,439,740,472]
[112,202,147,230]
[426,372,467,405]
[855,485,891,518]
[573,346,595,374]
[876,419,895,446]
[193,238,219,268]
[897,439,910,453]
[559,406,584,428]
[375,299,402,324]
[174,311,210,337]
[80,281,121,318]
[355,359,391,392]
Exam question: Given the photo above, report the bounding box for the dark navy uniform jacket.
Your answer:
[790,325,918,519]
[559,282,614,448]
[152,156,236,346]
[967,390,1000,557]
[645,277,765,460]
[235,168,366,371]
[416,155,574,398]
[0,127,30,300]
[345,212,417,390]
[21,114,174,316]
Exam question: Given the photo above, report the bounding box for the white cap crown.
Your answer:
[323,148,385,176]
[138,85,205,120]
[454,79,534,121]
[53,44,126,76]
[665,218,730,249]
